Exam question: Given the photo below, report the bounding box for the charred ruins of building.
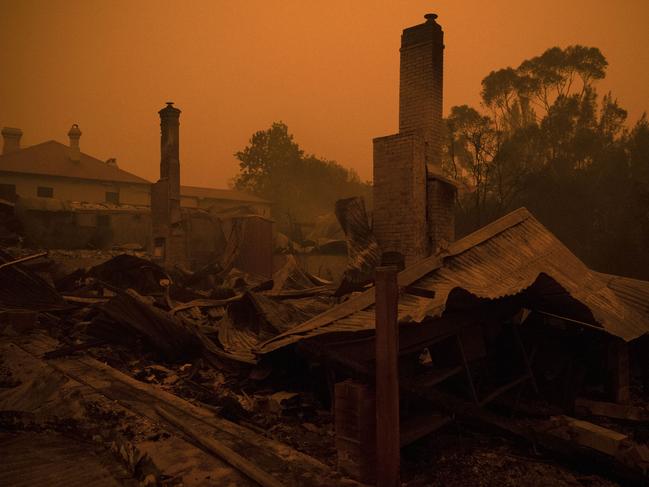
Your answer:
[2,12,649,487]
[150,102,274,276]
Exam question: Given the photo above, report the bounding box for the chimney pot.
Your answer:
[424,13,438,22]
[2,127,23,155]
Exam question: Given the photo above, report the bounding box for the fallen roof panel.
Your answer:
[256,207,649,354]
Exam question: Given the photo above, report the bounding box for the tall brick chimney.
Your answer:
[68,124,81,162]
[373,14,457,267]
[159,102,181,201]
[2,127,23,155]
[399,13,444,169]
[151,102,186,268]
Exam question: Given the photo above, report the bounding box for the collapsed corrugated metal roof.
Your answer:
[595,272,649,317]
[256,207,649,354]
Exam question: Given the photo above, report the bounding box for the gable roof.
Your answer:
[0,140,151,185]
[180,185,270,204]
[256,207,649,355]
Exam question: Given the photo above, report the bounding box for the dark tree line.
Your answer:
[444,45,649,279]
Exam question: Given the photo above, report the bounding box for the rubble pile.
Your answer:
[1,245,649,487]
[0,248,349,486]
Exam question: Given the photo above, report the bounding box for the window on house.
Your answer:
[105,191,119,204]
[37,186,53,198]
[0,184,16,202]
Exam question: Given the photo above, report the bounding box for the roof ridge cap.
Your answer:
[446,207,532,258]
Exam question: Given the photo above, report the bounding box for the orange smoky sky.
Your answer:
[1,0,648,188]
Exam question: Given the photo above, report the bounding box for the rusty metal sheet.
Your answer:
[257,207,649,354]
[217,292,332,363]
[334,197,381,295]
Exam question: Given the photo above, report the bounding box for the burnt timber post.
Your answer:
[375,265,400,486]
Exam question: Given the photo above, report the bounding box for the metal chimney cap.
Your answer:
[68,123,81,137]
[424,13,438,22]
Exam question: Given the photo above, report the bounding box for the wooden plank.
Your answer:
[575,398,649,422]
[156,406,284,487]
[374,266,400,487]
[12,337,338,486]
[0,251,48,271]
[62,295,110,304]
[3,338,254,486]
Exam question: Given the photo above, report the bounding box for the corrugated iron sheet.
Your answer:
[257,207,649,354]
[595,272,649,316]
[334,196,381,294]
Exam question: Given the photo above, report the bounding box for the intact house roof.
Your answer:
[256,207,649,355]
[0,140,151,185]
[181,185,271,204]
[0,141,270,205]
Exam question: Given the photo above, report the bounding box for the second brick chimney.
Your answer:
[68,124,82,162]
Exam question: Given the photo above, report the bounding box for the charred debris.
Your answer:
[2,199,649,486]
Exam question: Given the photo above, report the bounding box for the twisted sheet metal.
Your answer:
[257,207,649,354]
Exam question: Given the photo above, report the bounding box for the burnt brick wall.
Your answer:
[373,132,428,266]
